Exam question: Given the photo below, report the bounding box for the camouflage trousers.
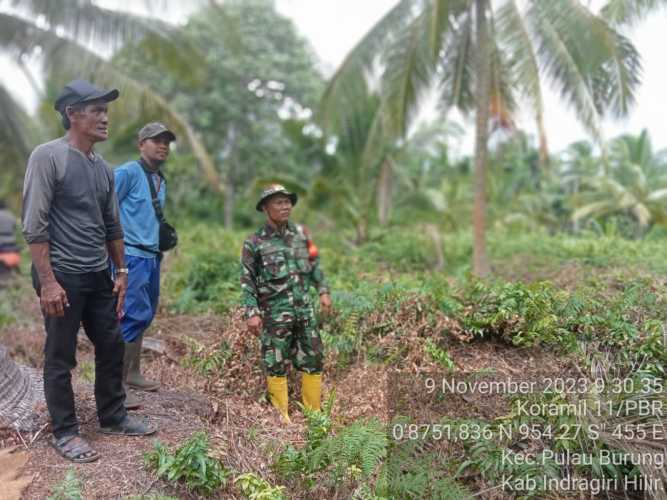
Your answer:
[260,305,323,377]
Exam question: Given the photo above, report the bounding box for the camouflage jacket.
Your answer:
[240,221,329,319]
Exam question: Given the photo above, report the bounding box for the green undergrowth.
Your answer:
[320,276,666,378]
[144,431,229,496]
[447,370,667,498]
[164,222,667,309]
[0,270,31,329]
[163,223,667,378]
[274,394,472,498]
[47,468,82,500]
[155,223,667,498]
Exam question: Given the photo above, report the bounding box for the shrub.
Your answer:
[234,473,287,500]
[171,252,240,313]
[455,280,573,347]
[144,431,229,496]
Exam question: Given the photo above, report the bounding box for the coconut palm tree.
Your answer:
[321,0,658,276]
[571,130,667,233]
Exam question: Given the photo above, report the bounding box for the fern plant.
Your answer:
[47,468,82,500]
[144,431,229,496]
[181,338,232,376]
[274,391,335,480]
[307,418,388,482]
[423,338,455,370]
[276,392,387,486]
[376,440,471,500]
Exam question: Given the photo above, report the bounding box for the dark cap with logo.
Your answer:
[138,122,177,143]
[53,79,119,112]
[256,184,298,212]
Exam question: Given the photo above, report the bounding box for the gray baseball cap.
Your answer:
[138,122,176,143]
[54,79,119,112]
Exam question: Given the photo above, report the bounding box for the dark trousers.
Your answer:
[33,267,127,438]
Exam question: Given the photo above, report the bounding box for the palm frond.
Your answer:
[487,14,518,130]
[526,0,640,137]
[0,11,205,84]
[601,0,667,27]
[0,83,31,158]
[647,188,667,201]
[318,0,416,131]
[496,1,544,123]
[437,5,475,113]
[527,1,600,136]
[428,0,457,60]
[381,9,438,137]
[46,40,219,190]
[631,202,651,225]
[4,0,198,51]
[572,200,615,221]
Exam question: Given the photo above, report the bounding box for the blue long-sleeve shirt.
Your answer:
[114,160,166,258]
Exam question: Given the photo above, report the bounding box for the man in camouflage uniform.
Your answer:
[241,184,332,422]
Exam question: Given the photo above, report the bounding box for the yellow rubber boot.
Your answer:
[267,376,290,423]
[301,373,322,412]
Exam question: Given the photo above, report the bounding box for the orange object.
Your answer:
[307,240,319,259]
[0,252,20,269]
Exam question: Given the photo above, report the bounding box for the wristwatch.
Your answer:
[116,267,129,275]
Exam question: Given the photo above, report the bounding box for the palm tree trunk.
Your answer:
[377,158,393,225]
[472,0,491,277]
[355,218,368,245]
[535,108,550,169]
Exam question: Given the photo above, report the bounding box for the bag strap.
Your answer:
[137,158,166,224]
[125,242,161,255]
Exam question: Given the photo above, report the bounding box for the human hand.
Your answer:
[319,293,332,316]
[113,274,128,319]
[247,315,263,336]
[41,280,69,317]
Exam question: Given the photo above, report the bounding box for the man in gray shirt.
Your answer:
[22,79,157,463]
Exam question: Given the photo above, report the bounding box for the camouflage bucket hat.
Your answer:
[256,184,298,212]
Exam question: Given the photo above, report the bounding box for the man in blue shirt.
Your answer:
[114,122,175,408]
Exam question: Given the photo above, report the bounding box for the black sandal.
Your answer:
[99,415,158,436]
[51,435,100,463]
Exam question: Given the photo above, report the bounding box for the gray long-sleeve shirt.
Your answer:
[0,209,18,251]
[22,137,124,273]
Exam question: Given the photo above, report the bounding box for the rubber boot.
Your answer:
[301,372,322,412]
[122,346,140,410]
[267,376,290,423]
[126,334,160,392]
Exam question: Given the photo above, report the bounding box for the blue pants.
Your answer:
[120,254,160,343]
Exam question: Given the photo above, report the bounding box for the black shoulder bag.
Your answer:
[130,160,178,253]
